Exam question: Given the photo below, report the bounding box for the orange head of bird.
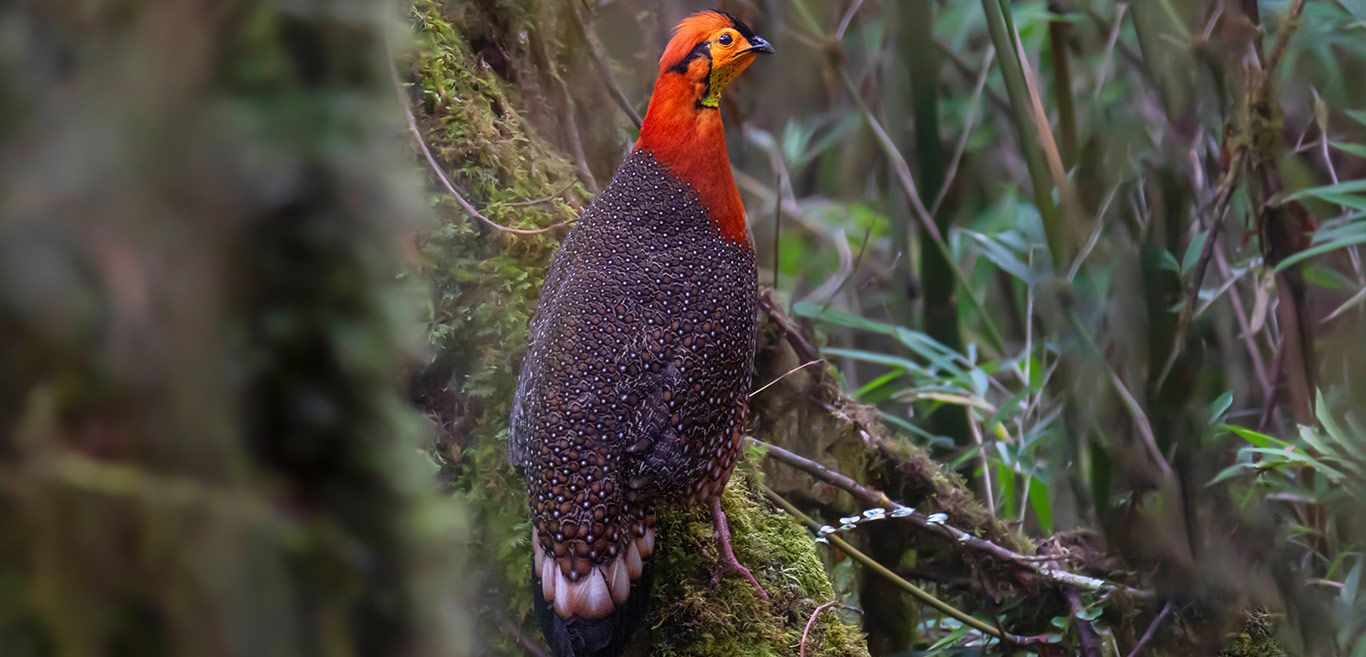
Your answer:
[657,10,774,109]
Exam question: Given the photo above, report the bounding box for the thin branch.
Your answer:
[1215,247,1273,398]
[799,601,860,657]
[813,223,874,318]
[1258,332,1288,432]
[1263,0,1308,75]
[933,39,1012,113]
[1190,149,1246,302]
[565,0,643,129]
[388,55,573,235]
[1125,601,1173,657]
[834,0,865,41]
[749,437,1152,597]
[1093,4,1130,97]
[760,293,823,365]
[501,179,578,207]
[1066,311,1171,478]
[750,360,825,398]
[931,46,995,217]
[1068,184,1120,282]
[760,484,1038,645]
[836,69,938,243]
[1065,588,1102,657]
[836,67,1007,354]
[968,416,996,515]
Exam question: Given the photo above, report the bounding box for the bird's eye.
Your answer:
[717,32,733,46]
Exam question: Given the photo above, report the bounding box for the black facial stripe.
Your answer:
[667,40,712,75]
[714,10,758,43]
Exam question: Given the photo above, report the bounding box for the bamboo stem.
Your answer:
[980,0,1065,267]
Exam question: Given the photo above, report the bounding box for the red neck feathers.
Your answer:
[635,76,747,245]
[634,10,770,246]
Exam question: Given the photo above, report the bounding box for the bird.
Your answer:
[507,9,774,657]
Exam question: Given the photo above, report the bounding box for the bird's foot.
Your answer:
[710,496,769,599]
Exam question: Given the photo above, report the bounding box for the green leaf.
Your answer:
[1281,179,1366,209]
[962,229,1035,282]
[1207,462,1257,486]
[1222,424,1289,448]
[1029,474,1053,532]
[1158,249,1181,272]
[1206,391,1234,426]
[1330,141,1366,159]
[986,388,1030,427]
[997,463,1016,516]
[1182,231,1209,274]
[1274,227,1366,272]
[1347,109,1366,127]
[1245,447,1350,481]
[1343,554,1363,607]
[894,328,968,375]
[822,348,931,376]
[1303,263,1357,290]
[793,301,899,335]
[1314,389,1362,461]
[854,369,908,399]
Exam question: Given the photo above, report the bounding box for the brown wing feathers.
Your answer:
[509,151,757,626]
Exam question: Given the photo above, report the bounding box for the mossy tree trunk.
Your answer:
[0,2,469,656]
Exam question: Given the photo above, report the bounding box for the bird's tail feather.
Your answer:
[532,558,653,657]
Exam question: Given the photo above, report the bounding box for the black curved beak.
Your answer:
[741,35,775,55]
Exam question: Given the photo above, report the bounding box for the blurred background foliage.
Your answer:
[4,0,1366,656]
[0,2,469,657]
[407,0,1366,655]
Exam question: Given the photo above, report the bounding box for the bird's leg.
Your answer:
[710,496,769,599]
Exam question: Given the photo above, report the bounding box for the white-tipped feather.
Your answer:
[626,540,643,578]
[533,529,545,573]
[553,565,572,617]
[578,568,614,618]
[608,556,630,604]
[639,527,655,556]
[541,556,555,601]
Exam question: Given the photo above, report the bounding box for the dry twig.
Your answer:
[388,55,574,236]
[1126,601,1173,657]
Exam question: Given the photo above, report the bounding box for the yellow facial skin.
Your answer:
[700,28,760,108]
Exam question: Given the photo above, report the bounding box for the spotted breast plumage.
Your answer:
[508,9,774,657]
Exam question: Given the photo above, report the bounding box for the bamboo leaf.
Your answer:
[822,347,932,376]
[1208,462,1258,486]
[1282,179,1366,206]
[1274,224,1366,272]
[1343,555,1363,607]
[1330,141,1366,159]
[1206,391,1234,426]
[1029,474,1053,532]
[1182,231,1209,274]
[1223,424,1290,449]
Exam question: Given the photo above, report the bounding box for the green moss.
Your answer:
[404,2,579,651]
[648,471,868,657]
[1220,611,1287,657]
